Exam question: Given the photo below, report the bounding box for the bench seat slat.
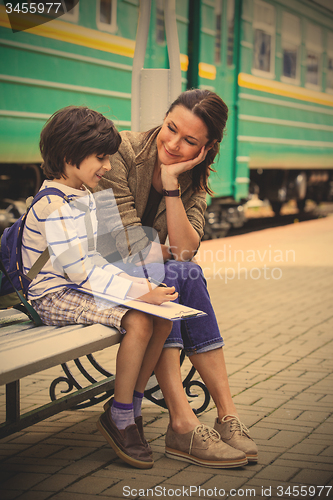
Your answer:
[0,321,121,386]
[0,323,92,349]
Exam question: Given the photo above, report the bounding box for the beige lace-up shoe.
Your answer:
[214,415,258,463]
[165,424,248,468]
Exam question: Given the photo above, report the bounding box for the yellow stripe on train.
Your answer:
[238,73,333,108]
[0,5,189,70]
[199,62,216,81]
[0,6,135,58]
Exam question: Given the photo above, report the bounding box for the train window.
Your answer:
[327,32,333,92]
[156,0,165,45]
[214,0,222,64]
[281,12,300,83]
[305,22,323,89]
[227,0,235,66]
[252,0,275,78]
[97,0,117,33]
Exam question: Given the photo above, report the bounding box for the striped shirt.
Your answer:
[22,180,132,301]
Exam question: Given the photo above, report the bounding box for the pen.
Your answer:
[138,250,152,292]
[148,277,167,287]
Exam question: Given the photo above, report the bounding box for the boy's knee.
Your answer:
[122,309,153,332]
[154,317,173,333]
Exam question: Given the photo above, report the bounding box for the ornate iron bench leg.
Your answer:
[143,350,211,414]
[6,381,20,423]
[49,354,116,409]
[50,350,211,415]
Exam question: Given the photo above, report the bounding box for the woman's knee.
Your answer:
[165,261,203,282]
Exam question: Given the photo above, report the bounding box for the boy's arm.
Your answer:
[43,201,135,300]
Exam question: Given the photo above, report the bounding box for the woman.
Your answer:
[97,89,258,466]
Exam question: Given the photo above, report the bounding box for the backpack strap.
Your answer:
[0,188,70,325]
[25,189,96,279]
[25,188,70,281]
[26,248,50,281]
[0,257,44,326]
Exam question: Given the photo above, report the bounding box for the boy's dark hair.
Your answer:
[40,106,122,179]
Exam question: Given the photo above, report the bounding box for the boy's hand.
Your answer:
[118,272,147,284]
[141,285,178,305]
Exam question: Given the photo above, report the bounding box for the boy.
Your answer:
[22,106,178,469]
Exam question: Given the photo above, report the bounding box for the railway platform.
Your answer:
[0,214,332,500]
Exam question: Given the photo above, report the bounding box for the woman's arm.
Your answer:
[160,147,207,261]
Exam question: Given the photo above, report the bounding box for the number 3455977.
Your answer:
[5,3,62,14]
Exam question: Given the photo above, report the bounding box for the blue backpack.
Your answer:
[0,187,68,324]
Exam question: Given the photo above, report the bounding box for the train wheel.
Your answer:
[270,201,282,216]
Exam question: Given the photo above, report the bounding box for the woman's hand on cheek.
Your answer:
[160,146,207,188]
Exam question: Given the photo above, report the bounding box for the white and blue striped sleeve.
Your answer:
[43,201,132,300]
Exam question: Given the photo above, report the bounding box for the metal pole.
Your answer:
[131,0,152,131]
[163,0,181,102]
[131,0,181,131]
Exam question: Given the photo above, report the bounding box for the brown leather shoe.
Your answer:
[135,415,153,456]
[103,398,152,455]
[96,410,154,469]
[165,424,248,468]
[214,415,258,463]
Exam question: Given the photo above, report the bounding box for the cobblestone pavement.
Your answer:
[0,215,332,500]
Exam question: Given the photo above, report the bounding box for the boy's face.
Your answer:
[65,154,111,190]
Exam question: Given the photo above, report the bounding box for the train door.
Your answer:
[192,0,246,202]
[213,0,238,199]
[189,0,246,237]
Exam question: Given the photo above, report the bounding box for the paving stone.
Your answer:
[288,442,328,456]
[51,493,117,500]
[273,457,333,471]
[50,446,99,461]
[33,473,77,492]
[101,477,166,498]
[258,420,315,433]
[1,216,333,498]
[290,468,333,485]
[266,430,308,448]
[320,446,333,457]
[1,472,49,490]
[253,464,300,481]
[65,475,118,494]
[0,443,31,457]
[1,462,63,474]
[9,492,51,500]
[0,490,24,500]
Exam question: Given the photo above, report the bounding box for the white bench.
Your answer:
[0,308,121,438]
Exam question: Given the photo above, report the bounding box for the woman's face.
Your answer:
[156,105,210,166]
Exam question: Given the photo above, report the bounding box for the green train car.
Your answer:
[0,0,332,237]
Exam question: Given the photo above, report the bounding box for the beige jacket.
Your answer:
[97,128,207,260]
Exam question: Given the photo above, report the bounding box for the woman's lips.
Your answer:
[164,145,179,158]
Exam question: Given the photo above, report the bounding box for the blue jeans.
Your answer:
[162,261,224,355]
[119,260,224,356]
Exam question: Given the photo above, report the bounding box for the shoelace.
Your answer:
[221,415,251,438]
[189,424,220,454]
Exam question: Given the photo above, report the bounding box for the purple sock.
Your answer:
[110,399,134,430]
[133,390,144,419]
